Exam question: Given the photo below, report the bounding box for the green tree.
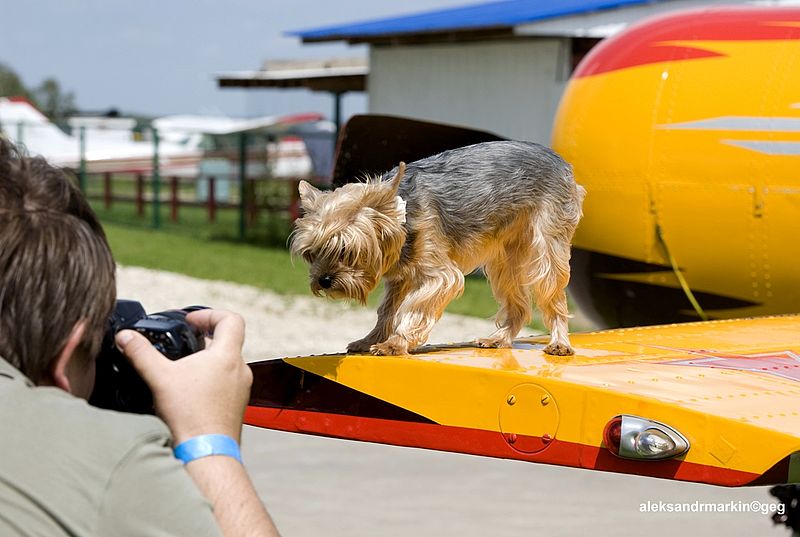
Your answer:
[0,63,77,123]
[33,78,76,123]
[0,62,34,101]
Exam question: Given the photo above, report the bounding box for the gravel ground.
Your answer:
[117,265,783,537]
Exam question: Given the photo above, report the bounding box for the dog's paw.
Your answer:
[474,336,512,348]
[347,338,374,354]
[543,343,574,356]
[370,337,409,356]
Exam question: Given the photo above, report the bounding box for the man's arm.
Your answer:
[116,309,279,537]
[181,455,278,535]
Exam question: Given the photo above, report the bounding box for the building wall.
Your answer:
[368,38,570,143]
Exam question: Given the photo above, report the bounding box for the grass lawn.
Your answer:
[104,223,310,295]
[91,190,292,246]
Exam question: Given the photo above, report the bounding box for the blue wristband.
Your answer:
[174,434,243,465]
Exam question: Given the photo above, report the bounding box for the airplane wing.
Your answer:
[152,112,327,136]
[246,315,800,487]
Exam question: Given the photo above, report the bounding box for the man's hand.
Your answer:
[115,309,279,537]
[115,309,252,444]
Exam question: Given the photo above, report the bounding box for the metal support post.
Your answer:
[238,131,247,239]
[78,126,87,193]
[152,128,161,229]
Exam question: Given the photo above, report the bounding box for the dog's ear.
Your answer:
[366,162,406,213]
[387,162,405,195]
[298,180,321,210]
[360,163,407,222]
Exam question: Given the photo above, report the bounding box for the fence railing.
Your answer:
[84,171,302,230]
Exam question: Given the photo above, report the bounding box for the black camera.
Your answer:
[88,300,207,414]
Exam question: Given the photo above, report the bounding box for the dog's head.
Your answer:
[289,163,407,304]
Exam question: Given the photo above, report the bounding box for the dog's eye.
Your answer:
[303,252,316,263]
[339,246,347,262]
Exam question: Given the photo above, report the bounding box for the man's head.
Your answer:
[0,137,116,397]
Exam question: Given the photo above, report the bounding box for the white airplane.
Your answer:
[0,96,334,178]
[152,112,335,179]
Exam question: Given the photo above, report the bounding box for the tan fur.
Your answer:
[290,161,582,357]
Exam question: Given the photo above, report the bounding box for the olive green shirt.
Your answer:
[0,357,223,537]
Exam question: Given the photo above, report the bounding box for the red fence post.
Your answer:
[136,174,144,217]
[208,177,216,222]
[170,176,179,222]
[103,172,112,209]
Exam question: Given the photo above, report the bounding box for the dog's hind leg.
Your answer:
[476,236,534,349]
[370,259,464,356]
[347,279,409,353]
[529,208,576,356]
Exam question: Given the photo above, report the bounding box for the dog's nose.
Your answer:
[318,275,333,289]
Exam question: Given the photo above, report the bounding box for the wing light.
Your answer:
[603,415,690,461]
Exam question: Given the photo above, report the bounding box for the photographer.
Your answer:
[0,137,279,537]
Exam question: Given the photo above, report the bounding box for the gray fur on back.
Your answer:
[381,141,577,241]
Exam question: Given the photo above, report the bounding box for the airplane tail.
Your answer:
[0,97,79,165]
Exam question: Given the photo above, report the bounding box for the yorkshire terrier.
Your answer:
[290,141,585,356]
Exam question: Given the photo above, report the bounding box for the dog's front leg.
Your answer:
[371,265,464,356]
[347,279,408,353]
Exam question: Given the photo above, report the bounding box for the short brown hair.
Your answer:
[0,137,116,383]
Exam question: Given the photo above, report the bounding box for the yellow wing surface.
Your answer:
[247,315,800,487]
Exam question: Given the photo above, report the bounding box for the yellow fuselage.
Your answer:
[552,7,800,327]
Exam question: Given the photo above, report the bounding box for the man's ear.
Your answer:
[48,321,87,394]
[298,180,321,210]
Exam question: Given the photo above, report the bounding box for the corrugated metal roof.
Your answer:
[289,0,668,42]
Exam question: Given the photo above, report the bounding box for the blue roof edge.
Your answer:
[287,0,660,41]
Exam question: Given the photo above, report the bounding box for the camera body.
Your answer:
[89,300,206,414]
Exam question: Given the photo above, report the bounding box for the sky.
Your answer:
[1,0,472,121]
